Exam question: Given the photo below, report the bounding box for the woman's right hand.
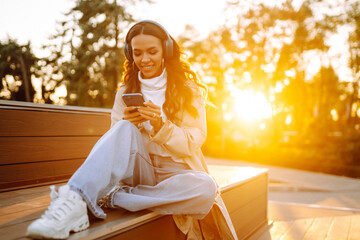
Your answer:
[123,106,146,126]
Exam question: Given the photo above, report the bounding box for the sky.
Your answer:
[0,0,227,57]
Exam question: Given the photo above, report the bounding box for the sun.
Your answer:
[225,88,272,122]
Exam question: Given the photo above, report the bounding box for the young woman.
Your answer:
[26,20,237,240]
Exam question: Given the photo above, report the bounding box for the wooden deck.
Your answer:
[249,215,360,240]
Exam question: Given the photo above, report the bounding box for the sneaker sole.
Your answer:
[26,215,89,239]
[71,215,90,233]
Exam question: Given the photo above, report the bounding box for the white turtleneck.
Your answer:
[138,68,167,133]
[138,68,178,159]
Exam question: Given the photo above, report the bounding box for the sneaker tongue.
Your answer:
[58,185,70,197]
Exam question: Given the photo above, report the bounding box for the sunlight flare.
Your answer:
[285,114,292,125]
[331,109,338,121]
[228,88,272,122]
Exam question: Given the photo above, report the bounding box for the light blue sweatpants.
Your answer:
[68,120,217,219]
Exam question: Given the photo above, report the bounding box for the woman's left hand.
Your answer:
[138,100,163,132]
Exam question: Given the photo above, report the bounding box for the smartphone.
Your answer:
[122,93,145,113]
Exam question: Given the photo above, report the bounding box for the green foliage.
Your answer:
[346,0,360,131]
[181,0,360,177]
[0,39,37,101]
[40,0,144,107]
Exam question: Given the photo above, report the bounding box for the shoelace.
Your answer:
[41,187,77,221]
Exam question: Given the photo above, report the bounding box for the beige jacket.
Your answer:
[111,84,238,240]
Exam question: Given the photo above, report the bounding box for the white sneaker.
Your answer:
[26,185,89,239]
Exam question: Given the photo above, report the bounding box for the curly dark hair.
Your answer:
[121,22,207,122]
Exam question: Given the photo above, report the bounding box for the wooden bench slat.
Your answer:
[0,196,49,227]
[0,100,111,113]
[0,159,84,190]
[0,184,52,201]
[221,173,267,214]
[70,211,163,240]
[0,109,110,137]
[0,136,100,165]
[107,215,186,240]
[229,193,268,239]
[0,218,35,240]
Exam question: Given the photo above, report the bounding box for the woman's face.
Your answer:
[131,34,164,79]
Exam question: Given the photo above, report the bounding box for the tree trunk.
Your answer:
[17,54,31,102]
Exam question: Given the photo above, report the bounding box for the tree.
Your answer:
[309,66,341,135]
[346,0,360,131]
[0,39,37,102]
[179,0,352,156]
[41,0,147,108]
[178,26,239,152]
[211,1,340,132]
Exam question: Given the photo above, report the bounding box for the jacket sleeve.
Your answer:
[111,87,126,128]
[149,89,207,158]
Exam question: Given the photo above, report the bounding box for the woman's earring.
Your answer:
[132,61,137,70]
[161,58,165,70]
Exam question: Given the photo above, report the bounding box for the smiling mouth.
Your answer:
[141,65,154,71]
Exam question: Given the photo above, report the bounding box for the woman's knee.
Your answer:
[193,172,217,200]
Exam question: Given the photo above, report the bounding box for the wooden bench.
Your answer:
[0,100,110,191]
[0,100,268,239]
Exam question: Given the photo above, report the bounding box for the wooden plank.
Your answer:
[349,215,360,240]
[247,221,273,240]
[108,215,185,240]
[0,186,53,208]
[0,179,67,193]
[0,185,50,201]
[0,136,100,165]
[0,196,49,228]
[281,218,314,240]
[268,202,359,222]
[327,215,351,240]
[0,194,49,217]
[256,231,272,240]
[0,159,83,190]
[221,174,267,214]
[303,217,333,239]
[0,217,35,240]
[0,108,110,137]
[0,99,111,113]
[209,165,268,192]
[219,172,267,239]
[230,193,267,239]
[70,211,167,240]
[268,221,294,240]
[255,216,360,240]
